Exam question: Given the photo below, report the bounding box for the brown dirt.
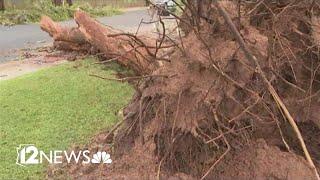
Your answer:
[0,47,82,80]
[48,129,319,180]
[210,139,316,180]
[46,0,320,180]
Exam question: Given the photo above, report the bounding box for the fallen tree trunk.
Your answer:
[41,16,87,44]
[40,11,158,74]
[40,16,90,52]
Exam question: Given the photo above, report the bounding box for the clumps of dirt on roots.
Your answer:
[115,0,320,179]
[48,0,320,179]
[210,138,316,180]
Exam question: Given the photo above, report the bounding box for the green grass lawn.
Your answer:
[0,1,122,26]
[0,58,134,179]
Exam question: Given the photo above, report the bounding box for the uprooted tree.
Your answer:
[41,0,320,179]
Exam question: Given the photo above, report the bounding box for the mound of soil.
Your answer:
[48,131,319,180]
[211,139,316,180]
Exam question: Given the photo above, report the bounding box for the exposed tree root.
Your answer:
[42,1,320,179]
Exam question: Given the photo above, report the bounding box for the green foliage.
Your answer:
[69,2,121,17]
[0,58,134,179]
[0,0,122,26]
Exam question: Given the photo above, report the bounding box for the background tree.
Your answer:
[0,0,5,11]
[52,0,63,6]
[66,0,73,6]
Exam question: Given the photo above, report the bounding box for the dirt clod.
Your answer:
[211,139,316,180]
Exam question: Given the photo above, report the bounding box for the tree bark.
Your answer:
[0,0,5,11]
[40,16,86,44]
[40,11,158,74]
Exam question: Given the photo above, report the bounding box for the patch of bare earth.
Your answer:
[0,47,86,80]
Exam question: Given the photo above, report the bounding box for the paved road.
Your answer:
[0,9,153,63]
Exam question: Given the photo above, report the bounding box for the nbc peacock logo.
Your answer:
[91,151,112,164]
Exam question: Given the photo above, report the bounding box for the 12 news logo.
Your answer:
[16,144,112,167]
